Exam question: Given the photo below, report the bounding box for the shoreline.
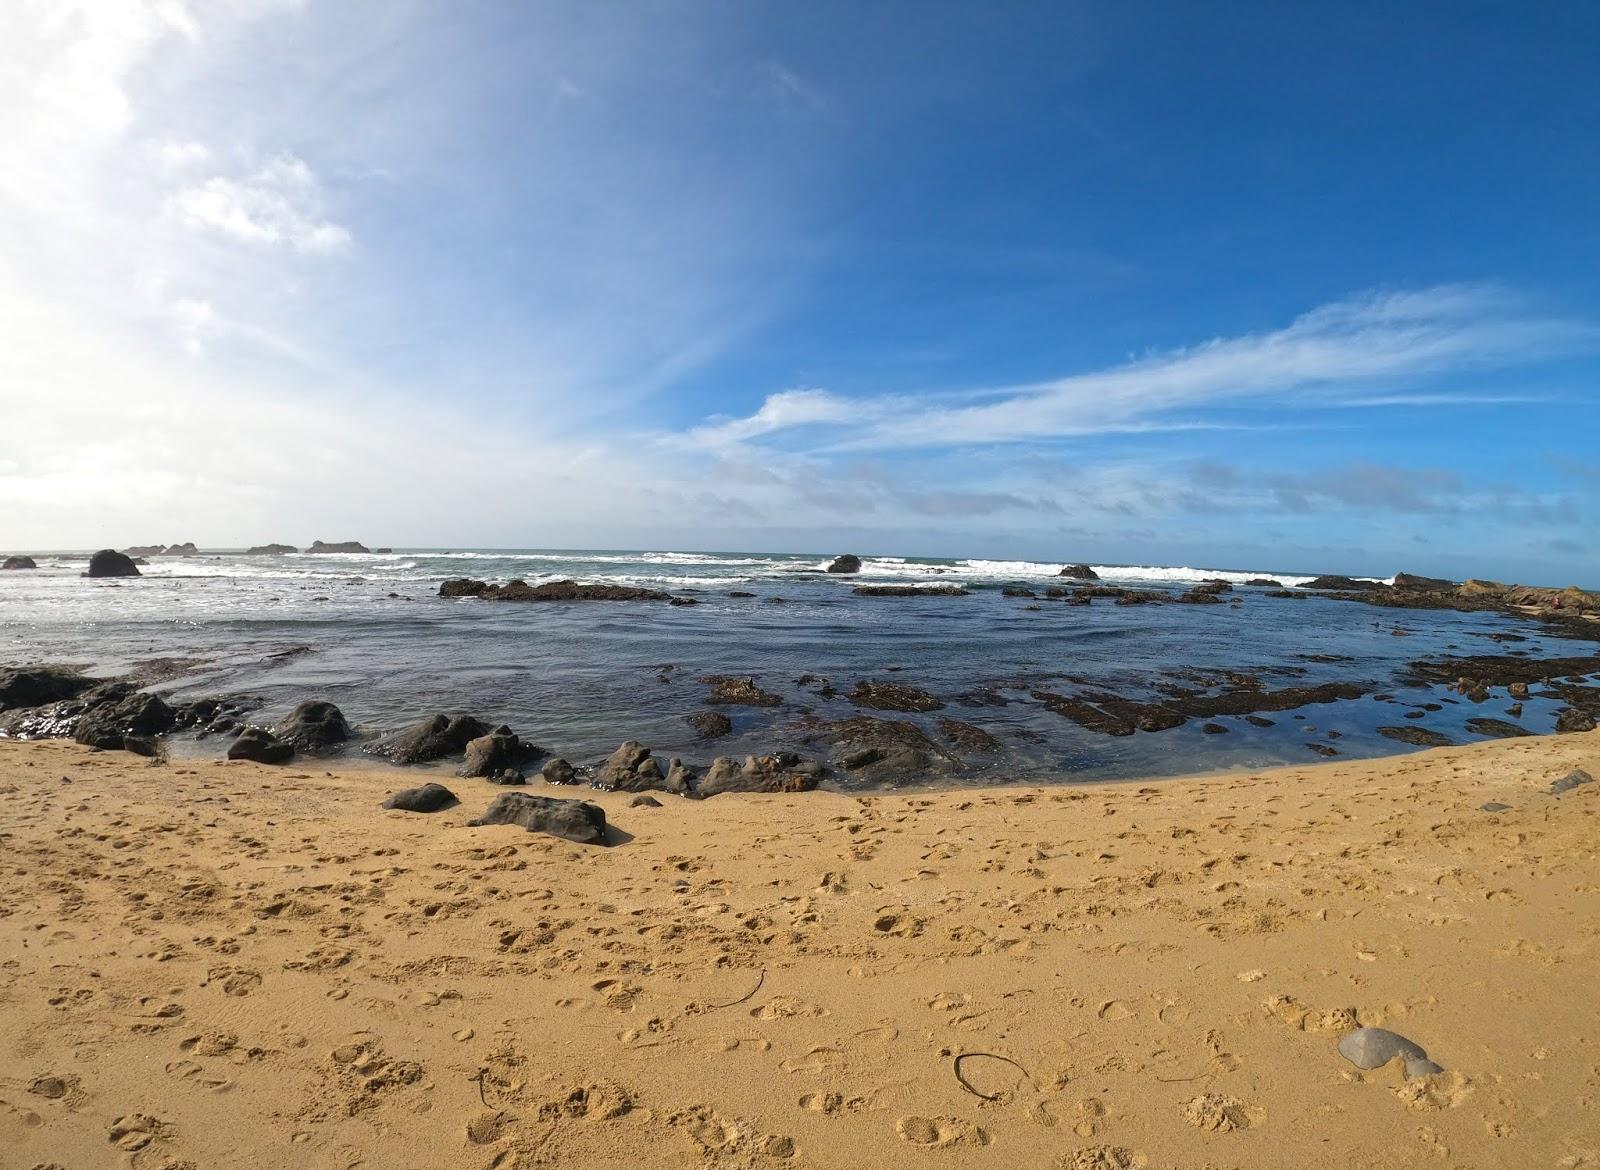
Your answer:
[3,731,1596,1167]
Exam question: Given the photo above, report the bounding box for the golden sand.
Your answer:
[2,732,1597,1169]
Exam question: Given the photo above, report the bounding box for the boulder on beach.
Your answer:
[367,713,491,764]
[700,675,782,707]
[383,782,458,812]
[468,791,609,845]
[593,740,690,794]
[274,700,351,753]
[458,725,539,778]
[85,549,140,578]
[2,555,37,570]
[307,540,370,554]
[849,679,944,713]
[246,544,298,555]
[74,692,175,750]
[1058,564,1099,580]
[698,752,823,797]
[227,726,294,764]
[541,758,577,784]
[826,554,862,574]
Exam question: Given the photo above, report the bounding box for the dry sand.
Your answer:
[1,732,1597,1169]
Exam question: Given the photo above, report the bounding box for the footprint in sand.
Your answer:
[753,996,829,1020]
[108,1113,173,1153]
[1096,999,1132,1020]
[780,1046,844,1074]
[1182,1093,1256,1133]
[895,1114,989,1149]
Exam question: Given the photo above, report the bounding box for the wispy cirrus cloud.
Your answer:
[168,154,351,254]
[684,285,1595,453]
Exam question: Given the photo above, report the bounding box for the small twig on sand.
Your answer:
[1155,1072,1209,1083]
[707,968,766,1009]
[954,1052,1030,1100]
[474,1068,490,1107]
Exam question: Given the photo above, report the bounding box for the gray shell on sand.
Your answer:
[1338,1027,1442,1078]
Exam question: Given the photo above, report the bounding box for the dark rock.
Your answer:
[669,596,698,606]
[699,752,823,797]
[686,711,732,738]
[2,555,37,570]
[367,713,491,764]
[630,794,663,808]
[439,578,492,598]
[1165,681,1369,720]
[1177,588,1224,604]
[541,758,577,784]
[1410,652,1600,689]
[1556,708,1597,734]
[594,741,689,794]
[1550,769,1594,794]
[1298,575,1385,591]
[1001,586,1037,598]
[1244,578,1282,587]
[1465,717,1531,739]
[1394,572,1455,591]
[1265,589,1307,599]
[490,768,525,786]
[1306,742,1340,757]
[0,665,95,712]
[459,725,538,777]
[227,726,293,764]
[1379,725,1454,747]
[1058,564,1099,580]
[1245,715,1275,727]
[383,782,458,812]
[159,542,199,556]
[1508,682,1531,699]
[849,679,944,713]
[727,590,756,598]
[1031,690,1135,736]
[701,675,782,707]
[373,548,393,555]
[246,544,298,554]
[274,700,350,752]
[936,717,1001,754]
[122,735,161,758]
[809,716,960,784]
[826,554,862,574]
[852,584,969,597]
[75,692,175,749]
[1200,722,1229,734]
[85,549,140,578]
[441,577,674,602]
[1195,579,1234,593]
[1113,589,1169,605]
[306,540,370,554]
[468,792,609,845]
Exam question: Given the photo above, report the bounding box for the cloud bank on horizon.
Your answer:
[1,1,1597,581]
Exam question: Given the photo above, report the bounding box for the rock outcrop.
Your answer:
[458,725,539,778]
[438,578,673,602]
[1297,575,1383,591]
[685,711,732,738]
[826,554,862,574]
[468,792,609,845]
[85,549,140,578]
[74,692,175,750]
[593,740,690,794]
[698,752,823,797]
[809,716,962,784]
[0,665,95,712]
[274,701,351,753]
[366,713,491,764]
[1058,564,1099,580]
[849,679,944,713]
[2,555,37,570]
[306,541,371,554]
[246,544,298,554]
[227,726,294,764]
[853,584,969,597]
[700,675,782,707]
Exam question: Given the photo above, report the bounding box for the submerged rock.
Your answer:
[936,717,1002,755]
[1465,717,1532,739]
[809,716,961,784]
[367,713,492,764]
[275,700,351,753]
[85,549,140,578]
[1298,575,1384,591]
[700,675,782,707]
[2,555,37,570]
[849,679,944,713]
[227,726,293,764]
[853,584,969,597]
[383,782,458,812]
[826,554,862,574]
[468,792,609,845]
[1378,725,1454,747]
[685,710,732,738]
[439,577,673,602]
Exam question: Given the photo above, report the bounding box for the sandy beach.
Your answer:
[0,733,1595,1169]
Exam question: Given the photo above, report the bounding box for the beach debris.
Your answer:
[953,1052,1031,1101]
[275,700,351,753]
[382,782,458,812]
[458,725,539,778]
[686,710,732,738]
[1550,769,1594,795]
[826,554,861,573]
[850,679,944,713]
[468,792,609,845]
[700,675,783,707]
[227,726,293,764]
[1338,1027,1443,1079]
[366,713,491,764]
[706,968,765,1009]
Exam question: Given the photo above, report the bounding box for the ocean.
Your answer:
[0,548,1581,784]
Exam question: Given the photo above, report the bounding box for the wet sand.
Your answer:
[1,731,1596,1169]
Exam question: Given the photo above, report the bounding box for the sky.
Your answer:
[1,0,1597,582]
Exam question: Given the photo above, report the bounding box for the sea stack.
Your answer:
[85,549,141,578]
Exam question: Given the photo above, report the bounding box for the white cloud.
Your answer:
[169,154,351,253]
[686,388,859,447]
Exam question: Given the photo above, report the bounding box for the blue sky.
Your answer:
[1,1,1597,581]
